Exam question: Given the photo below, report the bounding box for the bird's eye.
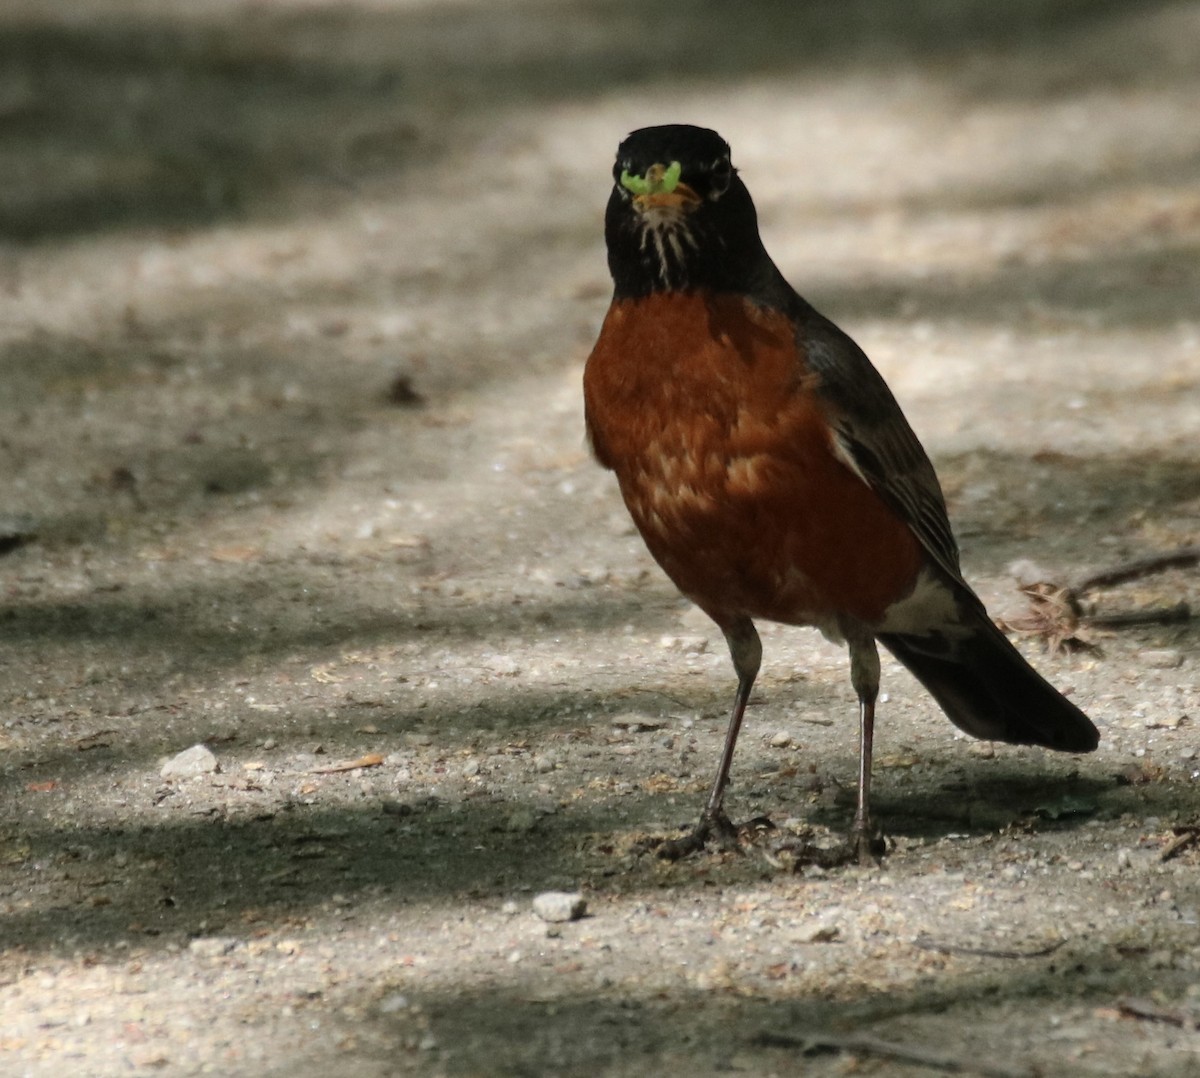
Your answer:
[708,156,733,200]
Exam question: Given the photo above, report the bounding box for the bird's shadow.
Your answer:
[765,764,1143,846]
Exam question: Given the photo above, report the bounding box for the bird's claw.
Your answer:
[655,811,773,861]
[852,826,887,866]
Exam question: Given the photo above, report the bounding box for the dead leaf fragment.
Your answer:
[313,753,385,774]
[209,544,262,564]
[642,773,680,794]
[72,729,116,751]
[997,582,1098,654]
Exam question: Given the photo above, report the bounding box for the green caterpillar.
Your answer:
[619,160,682,196]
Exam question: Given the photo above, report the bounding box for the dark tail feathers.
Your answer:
[878,615,1099,753]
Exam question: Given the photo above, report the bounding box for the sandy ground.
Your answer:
[2,2,1200,1075]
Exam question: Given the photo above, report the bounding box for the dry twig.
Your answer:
[1160,826,1200,863]
[1001,545,1197,653]
[756,1029,1036,1078]
[1072,547,1200,593]
[1088,602,1191,628]
[1117,997,1200,1030]
[913,934,1066,960]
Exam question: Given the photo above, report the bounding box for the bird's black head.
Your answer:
[604,124,776,300]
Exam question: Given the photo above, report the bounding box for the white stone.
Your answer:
[161,744,219,779]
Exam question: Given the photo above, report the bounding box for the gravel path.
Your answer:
[2,3,1199,1075]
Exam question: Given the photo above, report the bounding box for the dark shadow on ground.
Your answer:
[0,437,1194,811]
[2,221,1197,555]
[3,748,1182,961]
[300,949,1196,1078]
[2,439,1193,640]
[2,425,1197,734]
[936,449,1200,572]
[806,241,1200,331]
[0,0,1176,241]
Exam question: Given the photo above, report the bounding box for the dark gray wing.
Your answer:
[800,310,965,585]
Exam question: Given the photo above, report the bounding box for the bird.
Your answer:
[582,124,1099,864]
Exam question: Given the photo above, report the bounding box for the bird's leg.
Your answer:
[702,619,762,825]
[658,617,760,860]
[848,635,886,864]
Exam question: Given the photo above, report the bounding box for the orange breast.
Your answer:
[583,291,922,628]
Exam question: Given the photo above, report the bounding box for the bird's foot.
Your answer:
[851,825,887,866]
[654,811,774,861]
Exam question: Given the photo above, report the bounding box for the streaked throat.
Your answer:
[635,206,700,291]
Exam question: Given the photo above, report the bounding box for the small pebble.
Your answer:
[532,891,587,923]
[161,744,219,779]
[461,759,480,777]
[534,755,556,774]
[378,993,410,1014]
[188,937,239,959]
[659,634,708,654]
[787,920,841,944]
[769,731,791,748]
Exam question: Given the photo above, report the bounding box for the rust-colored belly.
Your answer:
[583,291,921,628]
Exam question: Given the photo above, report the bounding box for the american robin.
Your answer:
[583,124,1099,864]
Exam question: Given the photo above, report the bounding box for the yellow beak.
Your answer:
[633,183,701,211]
